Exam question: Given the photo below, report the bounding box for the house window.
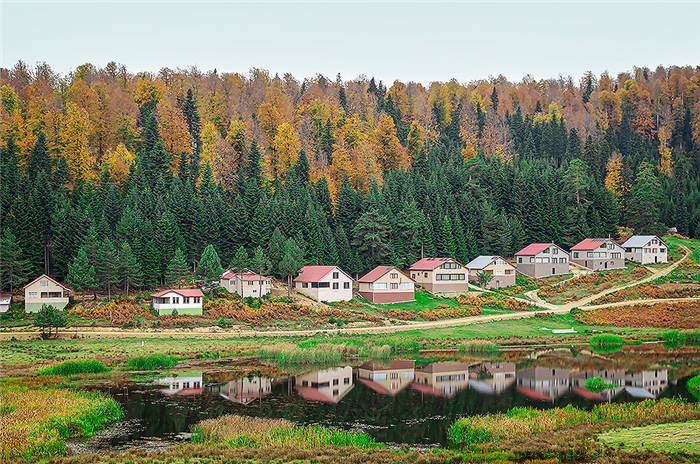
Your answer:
[248,281,254,285]
[344,377,350,384]
[183,297,190,303]
[552,248,558,254]
[529,257,535,263]
[40,280,49,287]
[495,270,503,276]
[573,252,579,258]
[652,248,657,253]
[194,297,201,303]
[344,282,350,289]
[587,252,594,258]
[172,297,180,304]
[412,273,416,279]
[390,373,398,379]
[660,248,666,253]
[611,253,621,259]
[560,258,567,263]
[333,389,339,396]
[370,283,387,290]
[28,292,38,298]
[600,243,607,249]
[543,248,550,253]
[440,262,460,269]
[333,282,339,289]
[311,282,319,288]
[390,273,398,279]
[424,272,428,278]
[390,283,398,289]
[652,239,658,244]
[40,292,62,298]
[332,272,339,279]
[318,282,330,288]
[333,378,339,385]
[302,282,309,288]
[436,274,465,281]
[400,282,413,289]
[518,257,523,263]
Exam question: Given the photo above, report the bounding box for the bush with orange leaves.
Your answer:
[68,300,156,325]
[591,281,700,305]
[458,294,534,312]
[573,300,700,328]
[540,268,649,300]
[379,305,481,321]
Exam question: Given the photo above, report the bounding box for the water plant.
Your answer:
[0,386,123,459]
[585,376,616,393]
[448,398,700,448]
[191,414,381,449]
[688,374,700,400]
[459,340,500,354]
[38,359,108,376]
[589,334,624,347]
[126,353,178,370]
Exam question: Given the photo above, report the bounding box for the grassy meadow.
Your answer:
[598,420,700,454]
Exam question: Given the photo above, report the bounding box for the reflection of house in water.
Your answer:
[295,366,354,403]
[412,363,470,397]
[468,362,516,395]
[625,370,668,398]
[570,369,626,401]
[153,373,203,396]
[357,360,415,396]
[516,368,570,402]
[219,377,273,404]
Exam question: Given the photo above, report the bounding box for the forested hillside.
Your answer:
[1,61,699,291]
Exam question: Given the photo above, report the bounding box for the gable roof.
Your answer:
[0,294,12,305]
[23,274,72,291]
[418,362,470,374]
[466,256,513,270]
[409,257,461,271]
[234,273,268,281]
[622,235,665,248]
[152,288,204,298]
[515,243,555,256]
[293,266,350,282]
[571,238,617,250]
[358,266,412,283]
[359,360,415,371]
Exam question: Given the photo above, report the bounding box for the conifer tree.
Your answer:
[0,228,31,293]
[66,247,96,303]
[117,242,142,296]
[279,238,305,296]
[267,227,286,276]
[166,248,190,288]
[352,210,392,270]
[96,238,119,300]
[627,162,663,234]
[197,244,223,281]
[29,132,51,179]
[230,246,250,271]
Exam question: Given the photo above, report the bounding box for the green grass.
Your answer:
[585,376,616,393]
[459,340,500,354]
[126,353,178,370]
[597,420,700,454]
[688,375,700,400]
[365,290,462,312]
[38,359,108,376]
[589,334,624,346]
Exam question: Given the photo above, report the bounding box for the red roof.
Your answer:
[23,274,72,291]
[516,386,551,402]
[409,258,460,271]
[571,238,614,250]
[357,378,392,396]
[358,266,412,283]
[297,386,336,403]
[571,387,607,401]
[515,243,554,256]
[152,288,204,298]
[410,382,448,397]
[294,266,347,282]
[221,270,234,279]
[236,273,268,281]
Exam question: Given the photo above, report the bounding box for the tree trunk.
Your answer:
[287,275,292,297]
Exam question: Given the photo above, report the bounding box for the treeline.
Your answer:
[1,62,699,292]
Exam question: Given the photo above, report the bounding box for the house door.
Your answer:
[552,267,556,275]
[495,280,500,288]
[655,256,658,263]
[605,262,608,269]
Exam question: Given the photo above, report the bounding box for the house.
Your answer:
[220,270,271,298]
[219,376,273,404]
[622,235,668,264]
[468,362,516,395]
[624,369,668,398]
[465,256,517,289]
[570,238,625,271]
[516,367,570,402]
[0,294,12,313]
[357,360,415,396]
[515,243,570,278]
[153,373,203,396]
[408,258,469,293]
[151,288,204,315]
[412,362,470,398]
[295,367,354,403]
[358,265,415,304]
[23,275,71,313]
[293,266,353,302]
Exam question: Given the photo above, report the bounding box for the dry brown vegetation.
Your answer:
[574,300,700,328]
[540,268,649,303]
[590,282,700,305]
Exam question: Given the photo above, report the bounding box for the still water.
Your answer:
[70,345,699,452]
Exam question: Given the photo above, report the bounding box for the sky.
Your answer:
[2,1,699,85]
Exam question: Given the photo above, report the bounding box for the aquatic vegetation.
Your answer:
[258,343,349,364]
[126,353,178,370]
[589,334,624,347]
[192,414,381,449]
[0,387,122,459]
[459,340,500,354]
[688,375,700,400]
[585,377,616,394]
[38,359,108,375]
[448,399,700,448]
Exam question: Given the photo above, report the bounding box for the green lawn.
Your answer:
[598,420,700,454]
[363,290,463,312]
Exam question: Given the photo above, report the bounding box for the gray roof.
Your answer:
[622,235,664,248]
[466,255,501,270]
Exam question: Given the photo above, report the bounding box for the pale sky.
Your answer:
[2,1,699,85]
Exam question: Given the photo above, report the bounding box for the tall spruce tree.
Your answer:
[197,244,223,281]
[66,247,96,303]
[166,248,190,288]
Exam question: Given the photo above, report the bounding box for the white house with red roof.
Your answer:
[408,257,469,293]
[220,270,271,298]
[295,367,354,403]
[151,288,204,315]
[358,265,415,304]
[515,243,569,278]
[23,274,71,312]
[570,238,625,271]
[293,265,353,302]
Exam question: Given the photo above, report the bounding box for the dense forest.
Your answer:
[1,61,699,292]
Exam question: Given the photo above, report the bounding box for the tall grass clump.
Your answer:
[585,377,616,394]
[663,330,700,348]
[686,375,700,400]
[448,398,700,448]
[258,343,348,365]
[192,415,381,449]
[589,334,624,347]
[459,340,500,354]
[0,387,123,459]
[38,359,108,376]
[126,353,178,370]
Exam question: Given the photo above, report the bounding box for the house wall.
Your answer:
[358,367,415,395]
[625,239,668,264]
[24,277,69,312]
[153,292,203,315]
[516,246,569,278]
[236,278,271,298]
[296,367,354,402]
[410,261,469,293]
[414,366,470,397]
[296,268,352,302]
[468,263,517,289]
[570,242,625,270]
[358,271,414,303]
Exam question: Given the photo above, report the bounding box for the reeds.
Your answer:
[38,359,108,376]
[448,398,700,448]
[126,353,178,370]
[589,334,624,347]
[0,387,123,459]
[191,415,380,449]
[258,343,351,364]
[459,340,500,354]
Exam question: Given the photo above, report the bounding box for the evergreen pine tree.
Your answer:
[66,247,96,303]
[0,228,31,293]
[627,162,663,234]
[267,227,286,276]
[352,210,392,270]
[166,248,190,288]
[117,242,142,297]
[279,238,305,296]
[197,244,224,281]
[230,246,250,271]
[96,239,119,300]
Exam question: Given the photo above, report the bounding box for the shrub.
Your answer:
[38,359,108,376]
[688,375,700,400]
[126,354,178,370]
[460,340,500,354]
[589,334,624,347]
[585,377,615,393]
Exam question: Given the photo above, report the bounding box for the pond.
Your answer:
[69,344,700,453]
